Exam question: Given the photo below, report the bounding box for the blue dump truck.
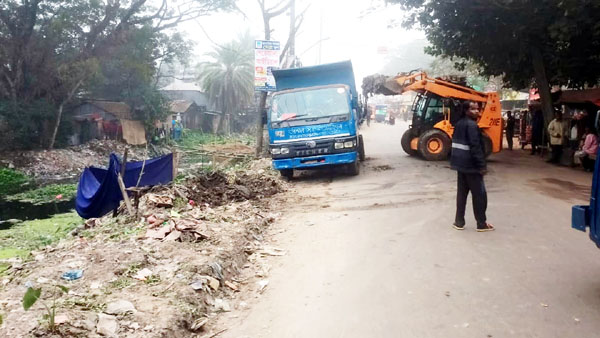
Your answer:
[268,61,365,179]
[572,152,600,247]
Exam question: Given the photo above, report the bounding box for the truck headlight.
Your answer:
[271,148,281,155]
[344,141,354,148]
[334,142,344,149]
[281,147,290,154]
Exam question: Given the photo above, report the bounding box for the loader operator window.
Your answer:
[413,95,444,124]
[270,86,350,124]
[424,97,444,123]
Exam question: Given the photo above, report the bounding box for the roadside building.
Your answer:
[71,100,146,145]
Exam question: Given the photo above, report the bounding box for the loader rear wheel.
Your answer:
[483,134,493,158]
[418,129,451,161]
[401,129,418,156]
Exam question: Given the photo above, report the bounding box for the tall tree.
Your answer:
[197,38,254,134]
[387,0,600,126]
[0,0,235,150]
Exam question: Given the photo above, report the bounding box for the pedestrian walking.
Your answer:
[531,109,544,155]
[505,111,515,150]
[450,101,494,232]
[547,112,565,164]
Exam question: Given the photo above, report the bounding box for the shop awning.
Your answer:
[558,88,600,106]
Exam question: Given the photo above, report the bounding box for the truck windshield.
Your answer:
[270,87,350,123]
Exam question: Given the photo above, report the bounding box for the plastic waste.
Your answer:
[61,269,83,281]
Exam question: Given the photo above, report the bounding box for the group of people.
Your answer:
[543,111,598,170]
[505,109,598,171]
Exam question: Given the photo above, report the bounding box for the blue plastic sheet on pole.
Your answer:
[75,153,173,219]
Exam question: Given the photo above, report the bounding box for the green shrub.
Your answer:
[0,168,30,196]
[5,183,77,204]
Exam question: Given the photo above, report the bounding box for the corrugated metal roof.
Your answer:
[89,101,132,119]
[169,100,194,113]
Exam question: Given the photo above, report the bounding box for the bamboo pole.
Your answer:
[117,173,135,216]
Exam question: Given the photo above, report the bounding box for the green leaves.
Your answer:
[23,287,41,311]
[386,0,600,90]
[57,285,69,294]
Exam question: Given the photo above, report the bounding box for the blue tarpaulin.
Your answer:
[75,153,173,219]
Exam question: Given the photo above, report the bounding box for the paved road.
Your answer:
[223,122,600,338]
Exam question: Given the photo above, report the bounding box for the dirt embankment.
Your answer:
[0,159,289,337]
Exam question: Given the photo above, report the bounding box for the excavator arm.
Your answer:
[362,71,488,103]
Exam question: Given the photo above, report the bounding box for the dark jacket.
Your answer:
[450,117,486,173]
[531,110,544,142]
[505,116,515,135]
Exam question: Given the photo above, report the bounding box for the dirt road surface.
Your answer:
[221,122,600,338]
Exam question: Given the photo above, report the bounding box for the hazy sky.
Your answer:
[178,0,426,83]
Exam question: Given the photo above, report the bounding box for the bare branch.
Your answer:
[266,0,288,13]
[265,0,291,18]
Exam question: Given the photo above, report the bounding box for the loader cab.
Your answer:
[410,93,464,135]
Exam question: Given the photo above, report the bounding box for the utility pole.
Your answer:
[288,0,296,68]
[317,5,323,64]
[255,0,292,158]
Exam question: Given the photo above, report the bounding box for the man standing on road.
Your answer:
[505,111,515,150]
[531,109,544,155]
[450,101,495,232]
[547,112,565,164]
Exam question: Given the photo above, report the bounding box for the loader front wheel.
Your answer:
[418,129,451,161]
[401,129,418,156]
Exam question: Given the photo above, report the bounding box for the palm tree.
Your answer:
[197,38,254,134]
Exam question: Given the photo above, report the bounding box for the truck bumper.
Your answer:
[273,152,357,170]
[572,205,590,232]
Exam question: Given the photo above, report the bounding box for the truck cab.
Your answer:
[268,61,365,179]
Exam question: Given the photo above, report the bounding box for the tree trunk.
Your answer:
[48,103,65,150]
[255,92,267,157]
[48,79,83,149]
[255,12,272,158]
[531,46,554,129]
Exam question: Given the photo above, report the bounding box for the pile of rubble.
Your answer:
[0,160,290,337]
[0,140,167,181]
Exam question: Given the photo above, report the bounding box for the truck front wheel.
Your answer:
[347,160,360,176]
[280,169,294,180]
[358,135,366,161]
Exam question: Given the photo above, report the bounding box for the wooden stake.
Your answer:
[113,148,129,217]
[117,173,134,216]
[172,150,178,180]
